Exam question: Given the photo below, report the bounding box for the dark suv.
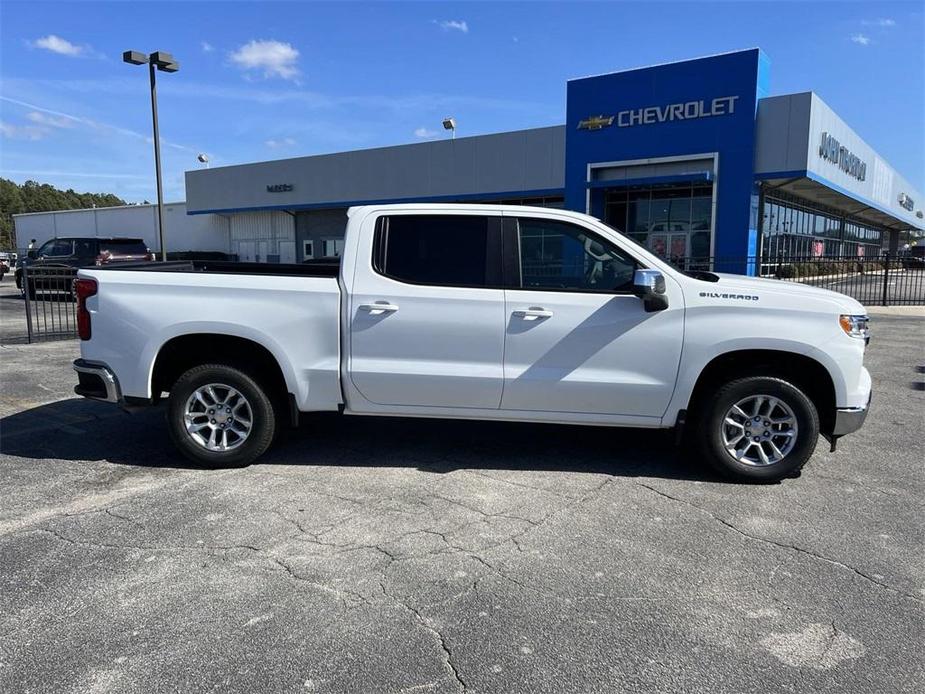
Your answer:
[16,237,154,297]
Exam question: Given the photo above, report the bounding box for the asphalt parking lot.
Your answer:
[1,280,923,693]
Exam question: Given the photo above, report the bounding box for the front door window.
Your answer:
[517,218,636,292]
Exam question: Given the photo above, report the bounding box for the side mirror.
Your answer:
[632,269,669,312]
[27,250,37,260]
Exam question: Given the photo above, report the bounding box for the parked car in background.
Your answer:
[15,237,154,298]
[73,204,871,483]
[0,252,13,280]
[900,247,925,269]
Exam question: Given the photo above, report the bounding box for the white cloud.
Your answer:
[230,40,300,80]
[0,96,202,154]
[26,111,75,128]
[31,34,85,57]
[0,120,49,141]
[201,41,215,53]
[850,34,872,46]
[862,18,896,27]
[436,20,469,34]
[414,127,439,139]
[265,137,297,148]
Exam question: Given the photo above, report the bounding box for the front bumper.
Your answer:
[73,359,122,403]
[832,392,871,437]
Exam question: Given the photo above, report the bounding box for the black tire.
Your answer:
[695,376,819,483]
[166,363,276,468]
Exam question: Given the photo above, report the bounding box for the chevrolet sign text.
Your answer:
[616,96,739,128]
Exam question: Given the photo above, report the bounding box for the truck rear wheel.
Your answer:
[166,363,276,468]
[695,376,819,482]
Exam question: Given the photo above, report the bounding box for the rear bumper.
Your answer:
[832,392,871,437]
[73,359,122,403]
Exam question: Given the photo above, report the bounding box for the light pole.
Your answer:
[442,117,456,140]
[123,50,179,261]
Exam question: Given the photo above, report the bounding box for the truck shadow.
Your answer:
[0,398,715,482]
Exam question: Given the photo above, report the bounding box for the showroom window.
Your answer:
[760,192,884,258]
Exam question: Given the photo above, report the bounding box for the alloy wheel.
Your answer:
[183,383,253,452]
[721,395,799,466]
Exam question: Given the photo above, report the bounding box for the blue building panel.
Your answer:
[565,49,769,265]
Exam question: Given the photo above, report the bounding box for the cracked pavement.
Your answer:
[1,289,923,692]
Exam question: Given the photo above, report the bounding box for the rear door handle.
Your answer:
[512,307,553,320]
[359,302,399,315]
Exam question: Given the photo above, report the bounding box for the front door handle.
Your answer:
[358,302,399,315]
[512,307,553,320]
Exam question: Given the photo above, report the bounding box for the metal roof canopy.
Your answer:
[760,176,917,232]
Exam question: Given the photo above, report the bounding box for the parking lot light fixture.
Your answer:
[123,49,180,261]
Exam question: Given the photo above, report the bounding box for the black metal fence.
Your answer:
[668,254,925,306]
[20,265,80,342]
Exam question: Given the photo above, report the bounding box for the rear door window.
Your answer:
[375,215,500,288]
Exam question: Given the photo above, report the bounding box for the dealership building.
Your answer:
[15,49,924,271]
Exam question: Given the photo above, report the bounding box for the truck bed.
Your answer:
[77,262,343,412]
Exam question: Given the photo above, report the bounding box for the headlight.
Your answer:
[839,314,870,340]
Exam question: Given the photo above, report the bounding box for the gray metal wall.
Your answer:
[185,126,566,214]
[755,92,923,230]
[13,202,228,254]
[295,208,348,260]
[228,211,295,263]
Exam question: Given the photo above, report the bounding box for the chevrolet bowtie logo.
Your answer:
[577,115,615,130]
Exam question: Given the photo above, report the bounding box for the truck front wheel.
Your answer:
[166,363,276,468]
[696,376,819,482]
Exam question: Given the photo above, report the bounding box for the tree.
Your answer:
[0,178,126,249]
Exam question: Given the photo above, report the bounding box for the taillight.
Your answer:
[74,278,97,340]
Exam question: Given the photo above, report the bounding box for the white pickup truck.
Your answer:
[72,204,871,482]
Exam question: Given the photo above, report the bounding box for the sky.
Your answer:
[0,0,923,203]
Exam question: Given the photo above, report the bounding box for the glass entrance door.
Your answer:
[647,233,688,263]
[604,183,713,264]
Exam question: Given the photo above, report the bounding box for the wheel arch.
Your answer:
[686,349,837,433]
[150,333,294,418]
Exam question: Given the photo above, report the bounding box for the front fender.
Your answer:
[664,337,849,427]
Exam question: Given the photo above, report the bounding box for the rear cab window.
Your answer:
[100,239,148,256]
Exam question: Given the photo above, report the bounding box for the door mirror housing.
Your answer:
[632,269,669,312]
